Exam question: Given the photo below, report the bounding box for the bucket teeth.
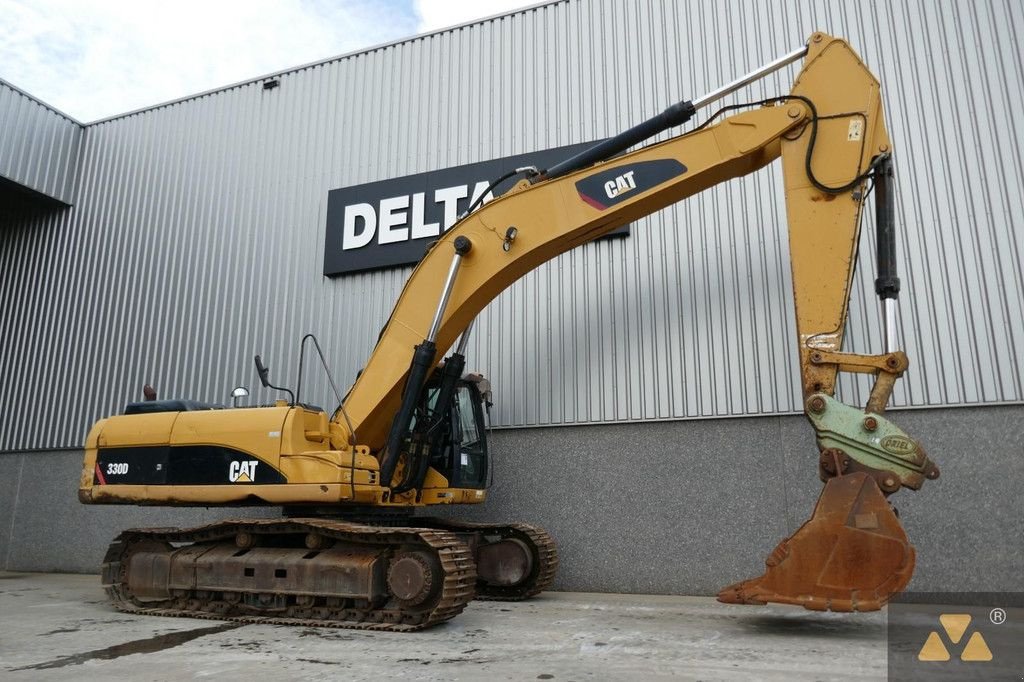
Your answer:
[718,472,915,612]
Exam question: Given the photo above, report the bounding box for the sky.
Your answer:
[0,0,541,122]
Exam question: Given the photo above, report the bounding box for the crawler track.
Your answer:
[102,518,477,632]
[415,518,559,600]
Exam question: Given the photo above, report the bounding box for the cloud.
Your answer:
[0,0,544,122]
[0,0,420,121]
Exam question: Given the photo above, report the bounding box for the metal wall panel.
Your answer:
[1,0,1022,451]
[0,79,82,204]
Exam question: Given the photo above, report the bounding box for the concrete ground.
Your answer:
[0,572,887,681]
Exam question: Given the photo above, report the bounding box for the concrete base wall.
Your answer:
[2,405,1021,595]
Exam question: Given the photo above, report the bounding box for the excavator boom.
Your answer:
[340,100,798,454]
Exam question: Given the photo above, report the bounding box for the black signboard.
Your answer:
[323,141,629,276]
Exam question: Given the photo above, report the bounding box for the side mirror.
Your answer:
[231,386,249,408]
[254,355,270,388]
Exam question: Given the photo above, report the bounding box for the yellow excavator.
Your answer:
[79,32,939,630]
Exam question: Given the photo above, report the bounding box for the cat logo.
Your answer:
[604,170,637,199]
[229,460,259,483]
[575,159,686,211]
[918,614,993,662]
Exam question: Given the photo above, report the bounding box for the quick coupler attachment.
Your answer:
[805,393,940,493]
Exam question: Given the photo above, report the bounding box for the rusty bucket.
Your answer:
[718,472,914,612]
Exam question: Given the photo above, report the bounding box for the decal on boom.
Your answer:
[576,159,687,210]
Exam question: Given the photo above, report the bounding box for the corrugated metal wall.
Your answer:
[1,0,1022,451]
[0,79,82,204]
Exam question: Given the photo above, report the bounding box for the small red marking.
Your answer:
[95,462,107,485]
[577,191,607,211]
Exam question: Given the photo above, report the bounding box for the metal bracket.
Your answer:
[807,349,908,413]
[807,349,908,375]
[805,393,940,491]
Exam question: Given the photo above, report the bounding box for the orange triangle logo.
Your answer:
[235,472,252,483]
[960,632,993,662]
[918,631,950,661]
[939,614,971,644]
[918,613,994,663]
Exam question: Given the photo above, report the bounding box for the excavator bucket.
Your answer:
[718,472,914,612]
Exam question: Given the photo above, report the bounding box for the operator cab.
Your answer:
[405,375,490,492]
[434,380,489,489]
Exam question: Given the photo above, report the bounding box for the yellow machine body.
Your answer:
[80,404,486,507]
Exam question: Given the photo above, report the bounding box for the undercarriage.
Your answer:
[101,516,557,632]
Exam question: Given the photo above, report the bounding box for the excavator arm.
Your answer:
[340,32,939,609]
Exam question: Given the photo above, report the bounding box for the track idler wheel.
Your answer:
[387,552,438,607]
[717,472,914,612]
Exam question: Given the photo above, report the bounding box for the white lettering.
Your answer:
[378,195,410,244]
[229,460,260,483]
[410,192,440,239]
[342,203,376,250]
[604,170,637,199]
[340,179,503,249]
[435,185,468,231]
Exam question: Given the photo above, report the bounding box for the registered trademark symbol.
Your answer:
[990,607,1006,625]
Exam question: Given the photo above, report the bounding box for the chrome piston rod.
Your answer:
[544,42,809,180]
[883,299,898,354]
[427,237,473,343]
[690,44,809,111]
[455,318,475,355]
